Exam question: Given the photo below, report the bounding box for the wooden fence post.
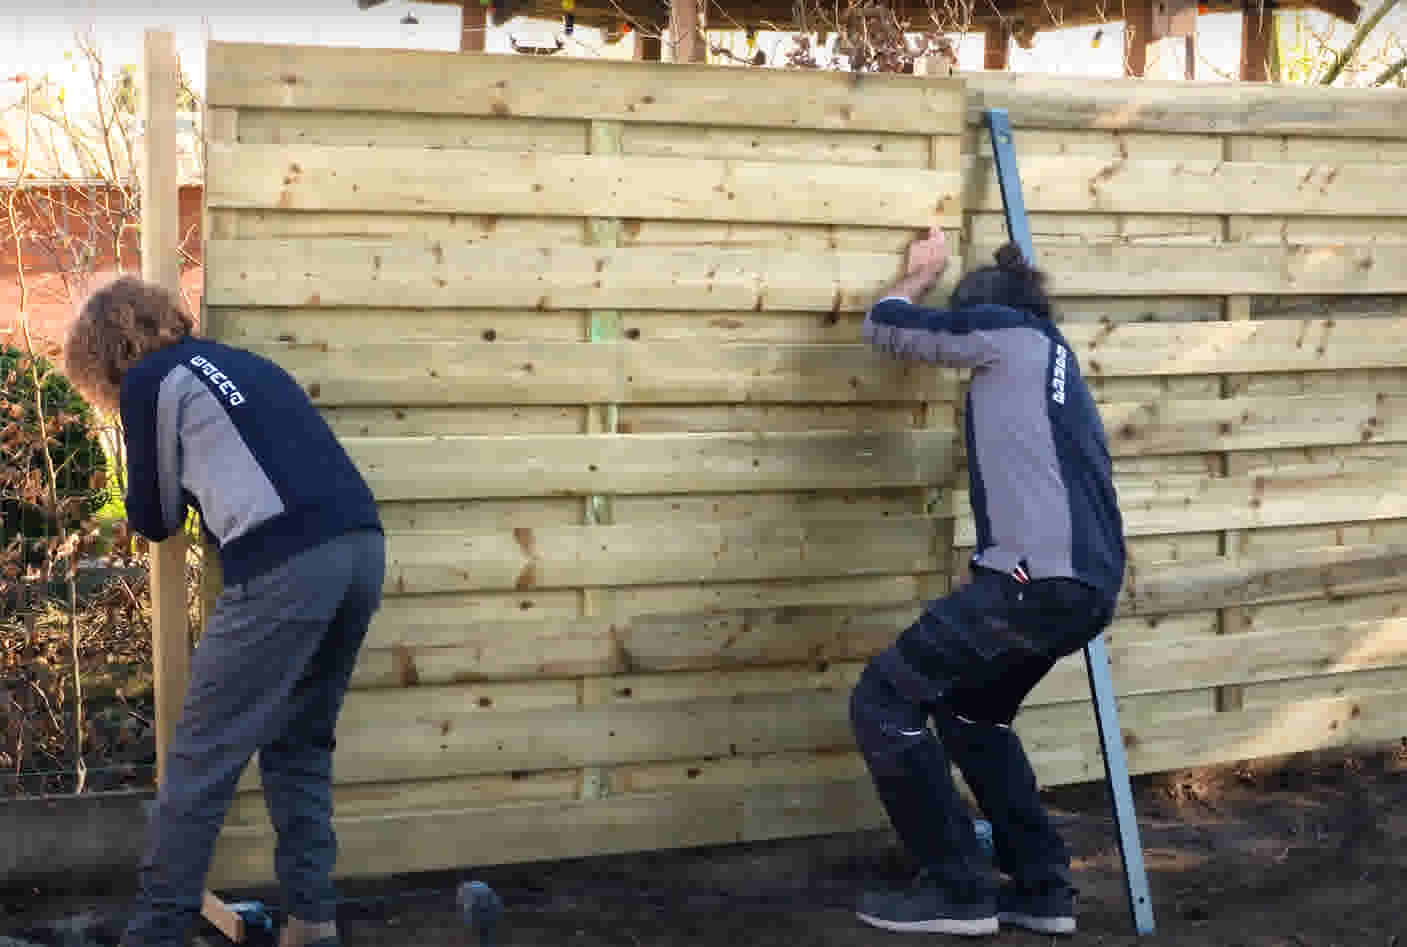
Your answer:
[141,27,188,791]
[142,28,245,944]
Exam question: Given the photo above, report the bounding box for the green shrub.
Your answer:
[0,345,112,566]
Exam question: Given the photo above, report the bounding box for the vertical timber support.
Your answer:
[1127,0,1196,77]
[985,108,1156,937]
[145,28,246,944]
[1216,135,1255,713]
[1126,0,1157,76]
[142,23,188,812]
[578,119,626,802]
[200,108,237,641]
[669,0,706,62]
[984,25,1011,70]
[461,0,488,52]
[636,32,664,60]
[1240,0,1276,81]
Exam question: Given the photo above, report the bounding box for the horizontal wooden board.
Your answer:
[208,683,1407,886]
[234,109,590,151]
[208,143,963,228]
[377,498,585,533]
[1229,136,1407,163]
[961,467,1407,544]
[1237,589,1407,637]
[329,687,853,784]
[243,319,1407,410]
[379,491,928,542]
[1101,393,1407,456]
[211,308,588,344]
[1240,666,1407,707]
[323,406,586,438]
[1224,443,1407,478]
[614,219,925,254]
[965,155,1407,216]
[208,42,965,134]
[249,341,960,406]
[1061,317,1407,377]
[1030,613,1407,706]
[210,783,757,887]
[964,72,1407,138]
[204,240,903,311]
[1253,295,1407,321]
[1002,243,1407,297]
[354,585,1211,688]
[365,573,928,650]
[616,404,929,435]
[215,307,879,346]
[969,211,1224,247]
[1054,297,1223,324]
[349,430,955,501]
[608,488,927,523]
[205,240,1407,310]
[1230,368,1407,398]
[620,123,942,167]
[354,604,918,688]
[385,514,945,595]
[1121,543,1407,616]
[1234,520,1407,560]
[963,126,1223,161]
[211,209,587,243]
[332,404,926,439]
[227,769,580,829]
[1231,217,1407,247]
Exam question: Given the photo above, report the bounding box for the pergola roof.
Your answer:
[415,0,1361,39]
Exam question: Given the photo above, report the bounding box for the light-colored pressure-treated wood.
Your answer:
[206,41,966,134]
[202,42,1407,885]
[207,143,963,228]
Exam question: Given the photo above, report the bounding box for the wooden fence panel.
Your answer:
[202,43,1407,886]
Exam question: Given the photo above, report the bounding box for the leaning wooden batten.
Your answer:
[199,41,1407,887]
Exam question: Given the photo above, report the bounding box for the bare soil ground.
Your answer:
[5,746,1406,947]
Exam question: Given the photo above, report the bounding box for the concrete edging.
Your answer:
[0,789,153,891]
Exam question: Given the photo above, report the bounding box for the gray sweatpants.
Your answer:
[125,529,385,947]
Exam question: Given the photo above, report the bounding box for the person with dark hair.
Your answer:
[849,229,1126,937]
[64,276,384,947]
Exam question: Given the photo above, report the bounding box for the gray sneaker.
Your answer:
[856,874,999,936]
[997,882,1077,935]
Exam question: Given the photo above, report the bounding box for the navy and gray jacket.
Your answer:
[119,337,382,587]
[864,297,1126,599]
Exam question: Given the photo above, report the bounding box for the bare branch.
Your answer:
[1374,51,1407,84]
[1320,0,1401,84]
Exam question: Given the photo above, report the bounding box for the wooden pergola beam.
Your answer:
[669,0,707,61]
[429,0,1355,36]
[984,25,1011,69]
[1126,0,1198,78]
[461,0,488,51]
[1240,0,1275,81]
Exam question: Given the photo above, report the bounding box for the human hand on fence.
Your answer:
[906,226,949,280]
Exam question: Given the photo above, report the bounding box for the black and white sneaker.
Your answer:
[856,874,999,936]
[997,882,1078,935]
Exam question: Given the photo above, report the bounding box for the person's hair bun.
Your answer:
[994,242,1027,270]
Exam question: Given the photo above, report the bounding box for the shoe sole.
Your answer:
[856,912,999,936]
[998,911,1077,935]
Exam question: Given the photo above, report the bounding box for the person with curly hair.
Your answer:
[849,231,1126,937]
[64,276,384,947]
